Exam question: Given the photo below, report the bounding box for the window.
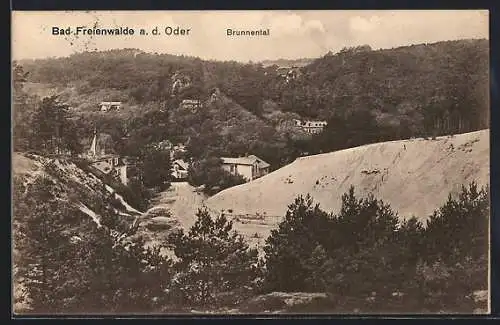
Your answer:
[114,158,119,165]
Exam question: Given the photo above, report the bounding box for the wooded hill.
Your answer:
[16,39,489,170]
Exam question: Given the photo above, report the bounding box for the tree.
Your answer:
[13,171,172,313]
[14,175,90,313]
[140,145,172,189]
[167,209,260,307]
[12,64,38,151]
[187,157,246,195]
[424,182,489,264]
[263,194,331,292]
[29,96,82,155]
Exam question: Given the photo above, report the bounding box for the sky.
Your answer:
[12,10,489,62]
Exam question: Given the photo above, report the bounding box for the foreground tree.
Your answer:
[263,194,331,292]
[13,173,172,313]
[167,209,260,308]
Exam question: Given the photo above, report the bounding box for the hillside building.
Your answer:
[171,159,189,180]
[85,131,130,185]
[180,99,203,112]
[294,119,328,134]
[221,154,270,182]
[99,101,122,112]
[276,66,302,82]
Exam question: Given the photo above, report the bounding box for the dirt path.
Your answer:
[149,182,208,230]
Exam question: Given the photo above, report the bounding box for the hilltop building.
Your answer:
[99,101,122,112]
[221,154,270,182]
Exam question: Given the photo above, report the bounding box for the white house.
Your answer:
[171,159,189,180]
[221,154,270,182]
[180,99,203,112]
[99,101,122,112]
[294,119,328,134]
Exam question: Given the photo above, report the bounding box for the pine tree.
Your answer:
[167,208,259,307]
[263,194,331,292]
[14,175,84,313]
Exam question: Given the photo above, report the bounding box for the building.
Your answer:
[99,101,122,112]
[171,159,189,180]
[276,66,302,82]
[221,154,270,182]
[180,99,203,112]
[294,119,328,134]
[85,131,130,185]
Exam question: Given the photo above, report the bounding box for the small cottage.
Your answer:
[171,159,189,180]
[99,101,122,112]
[221,154,270,182]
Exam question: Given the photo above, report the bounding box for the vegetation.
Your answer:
[12,39,490,313]
[262,183,489,313]
[187,157,247,195]
[166,209,260,308]
[13,173,489,313]
[15,39,489,173]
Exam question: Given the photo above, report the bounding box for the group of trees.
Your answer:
[13,64,83,154]
[14,170,489,313]
[262,182,489,312]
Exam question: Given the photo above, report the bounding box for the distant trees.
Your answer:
[17,40,489,173]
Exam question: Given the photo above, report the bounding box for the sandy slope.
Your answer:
[206,130,490,224]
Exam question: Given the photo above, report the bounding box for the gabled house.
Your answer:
[171,159,189,180]
[221,154,270,182]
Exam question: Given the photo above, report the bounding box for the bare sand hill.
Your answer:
[206,130,490,226]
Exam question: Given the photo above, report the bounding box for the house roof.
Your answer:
[100,101,122,105]
[221,155,270,168]
[173,159,189,170]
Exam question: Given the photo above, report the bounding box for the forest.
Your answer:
[13,170,489,313]
[14,39,489,174]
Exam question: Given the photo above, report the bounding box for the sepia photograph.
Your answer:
[11,10,490,315]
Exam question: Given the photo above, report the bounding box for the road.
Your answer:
[148,182,208,230]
